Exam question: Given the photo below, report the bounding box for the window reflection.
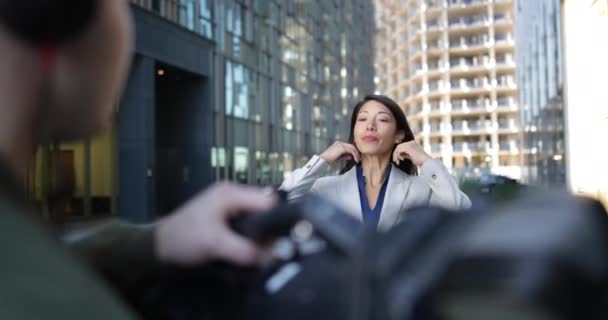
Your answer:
[226,61,252,119]
[234,146,249,183]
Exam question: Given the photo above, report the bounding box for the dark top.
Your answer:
[356,164,391,228]
[0,156,160,319]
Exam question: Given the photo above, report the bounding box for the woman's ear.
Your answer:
[395,132,405,144]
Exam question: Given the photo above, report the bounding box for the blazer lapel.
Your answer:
[336,166,362,221]
[377,164,413,231]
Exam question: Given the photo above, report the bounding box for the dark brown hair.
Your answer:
[340,94,418,175]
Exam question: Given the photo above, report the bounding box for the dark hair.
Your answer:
[339,94,418,175]
[0,0,98,45]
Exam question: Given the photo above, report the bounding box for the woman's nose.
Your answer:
[366,119,376,131]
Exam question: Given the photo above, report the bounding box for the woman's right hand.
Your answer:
[319,141,361,164]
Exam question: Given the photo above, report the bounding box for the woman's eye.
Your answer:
[357,118,367,122]
[379,118,390,122]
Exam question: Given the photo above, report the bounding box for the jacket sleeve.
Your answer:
[278,155,329,202]
[418,159,472,211]
[65,221,165,303]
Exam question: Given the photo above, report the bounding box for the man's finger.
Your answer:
[214,228,261,266]
[213,184,278,217]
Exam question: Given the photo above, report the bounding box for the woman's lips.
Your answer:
[362,135,378,142]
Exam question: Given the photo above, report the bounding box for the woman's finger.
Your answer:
[345,144,360,163]
[338,154,353,161]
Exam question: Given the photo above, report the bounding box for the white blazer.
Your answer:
[279,155,472,231]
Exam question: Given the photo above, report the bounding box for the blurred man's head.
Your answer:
[0,0,133,143]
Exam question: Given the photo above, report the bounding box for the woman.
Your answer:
[280,94,471,231]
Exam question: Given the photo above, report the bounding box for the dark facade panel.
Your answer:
[131,5,214,77]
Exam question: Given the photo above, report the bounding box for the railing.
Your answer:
[429,102,442,112]
[448,0,486,7]
[452,122,464,131]
[428,41,445,50]
[450,78,489,89]
[449,16,488,27]
[494,33,514,44]
[493,13,512,23]
[449,36,489,48]
[429,82,441,91]
[427,20,442,30]
[497,77,516,88]
[430,124,442,132]
[497,97,515,109]
[427,0,444,9]
[428,60,441,70]
[410,105,423,115]
[449,57,488,68]
[497,121,518,130]
[498,141,519,151]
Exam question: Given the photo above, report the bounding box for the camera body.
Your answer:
[142,191,608,320]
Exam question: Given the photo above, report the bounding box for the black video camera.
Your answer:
[136,190,608,320]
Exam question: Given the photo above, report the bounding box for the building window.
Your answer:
[225,61,250,119]
[199,0,213,38]
[234,146,249,183]
[178,0,196,31]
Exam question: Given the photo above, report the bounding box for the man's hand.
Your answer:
[392,140,432,167]
[155,183,277,266]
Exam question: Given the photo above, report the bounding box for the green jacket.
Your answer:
[0,161,160,319]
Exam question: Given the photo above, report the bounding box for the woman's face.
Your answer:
[353,100,403,157]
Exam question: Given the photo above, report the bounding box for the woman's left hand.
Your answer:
[392,140,432,167]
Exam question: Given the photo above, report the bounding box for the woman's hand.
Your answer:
[392,140,432,167]
[319,141,361,164]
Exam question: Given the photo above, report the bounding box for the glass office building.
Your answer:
[27,0,376,223]
[134,0,375,185]
[515,0,565,186]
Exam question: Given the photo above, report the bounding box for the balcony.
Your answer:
[429,102,443,113]
[448,0,487,8]
[495,54,516,68]
[409,105,423,116]
[450,77,490,91]
[408,27,420,38]
[466,100,490,111]
[497,120,519,132]
[496,97,517,110]
[409,46,422,58]
[449,56,490,70]
[496,76,517,90]
[453,142,464,152]
[430,123,442,133]
[426,0,444,10]
[449,36,491,51]
[410,64,423,77]
[407,7,419,21]
[499,141,519,152]
[493,13,513,25]
[428,60,442,71]
[427,41,446,52]
[494,33,514,46]
[448,15,489,29]
[426,19,443,31]
[431,144,442,153]
[428,81,442,92]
